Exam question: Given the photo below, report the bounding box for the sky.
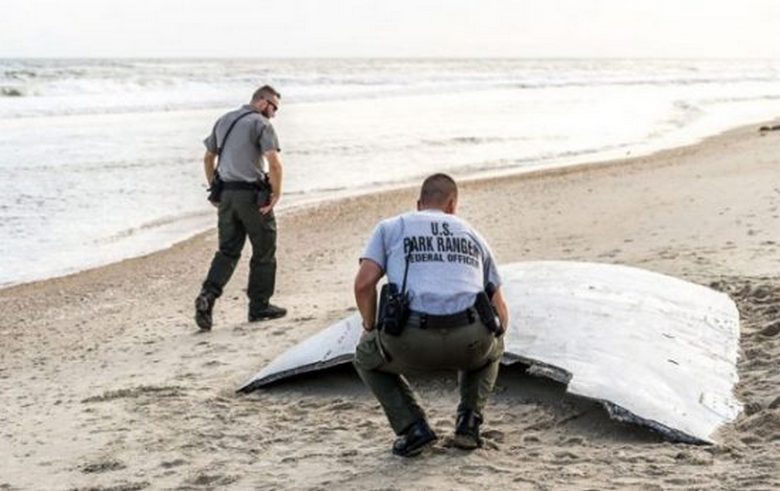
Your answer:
[1,0,778,58]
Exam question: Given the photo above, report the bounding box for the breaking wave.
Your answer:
[1,58,780,119]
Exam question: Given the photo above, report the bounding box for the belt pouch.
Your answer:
[207,171,224,203]
[256,178,272,207]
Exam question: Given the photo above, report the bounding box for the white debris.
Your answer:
[239,261,742,443]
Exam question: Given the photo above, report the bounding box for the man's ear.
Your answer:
[445,196,457,214]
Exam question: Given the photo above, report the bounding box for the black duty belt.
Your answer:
[408,308,476,329]
[223,181,260,191]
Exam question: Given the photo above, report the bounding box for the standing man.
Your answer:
[195,85,287,331]
[353,173,510,457]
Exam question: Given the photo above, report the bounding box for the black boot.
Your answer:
[392,420,437,457]
[194,290,216,331]
[248,304,287,322]
[453,409,483,450]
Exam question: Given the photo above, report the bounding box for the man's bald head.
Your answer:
[418,173,458,213]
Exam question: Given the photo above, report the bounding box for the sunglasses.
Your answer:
[264,98,279,112]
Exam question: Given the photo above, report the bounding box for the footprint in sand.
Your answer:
[552,450,580,462]
[768,395,780,409]
[202,360,228,368]
[81,385,184,404]
[737,410,780,441]
[749,285,774,302]
[160,458,187,469]
[185,474,239,487]
[758,321,780,337]
[561,436,586,446]
[328,401,357,411]
[80,459,126,474]
[482,429,505,443]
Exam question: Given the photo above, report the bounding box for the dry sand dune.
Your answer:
[1,123,779,490]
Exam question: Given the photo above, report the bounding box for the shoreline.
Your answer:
[3,116,777,293]
[2,116,779,489]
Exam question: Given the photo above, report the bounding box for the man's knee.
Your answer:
[250,247,276,264]
[489,335,505,361]
[216,249,241,261]
[354,332,387,371]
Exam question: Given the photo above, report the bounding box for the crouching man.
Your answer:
[353,173,510,457]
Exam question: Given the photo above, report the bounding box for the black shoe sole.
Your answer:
[248,312,287,322]
[452,433,481,450]
[392,434,437,457]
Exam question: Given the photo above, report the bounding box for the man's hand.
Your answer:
[259,193,278,215]
[491,286,511,336]
[261,150,283,215]
[354,259,384,332]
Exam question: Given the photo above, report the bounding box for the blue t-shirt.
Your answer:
[361,209,501,315]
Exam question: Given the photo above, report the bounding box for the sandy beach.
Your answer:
[1,122,779,490]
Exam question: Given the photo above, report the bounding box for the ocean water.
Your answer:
[1,58,780,286]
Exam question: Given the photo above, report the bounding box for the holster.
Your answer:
[377,283,409,336]
[207,172,224,204]
[474,290,503,337]
[256,173,272,207]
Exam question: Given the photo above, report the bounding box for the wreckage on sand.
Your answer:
[239,261,742,444]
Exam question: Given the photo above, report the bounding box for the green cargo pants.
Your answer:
[353,316,504,435]
[202,189,277,314]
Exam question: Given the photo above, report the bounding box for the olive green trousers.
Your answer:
[353,317,504,435]
[201,189,277,314]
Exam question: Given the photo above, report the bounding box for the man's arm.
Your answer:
[491,286,510,334]
[354,259,384,331]
[203,150,217,185]
[260,150,283,215]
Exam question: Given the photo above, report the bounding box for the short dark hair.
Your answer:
[251,85,281,103]
[419,173,458,206]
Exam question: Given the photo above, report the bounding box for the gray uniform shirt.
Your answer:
[203,105,280,183]
[361,209,502,315]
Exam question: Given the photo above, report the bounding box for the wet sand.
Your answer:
[1,122,779,490]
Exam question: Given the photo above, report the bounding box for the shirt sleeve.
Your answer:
[482,247,502,289]
[257,121,281,154]
[203,120,219,153]
[474,231,501,288]
[360,222,387,271]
